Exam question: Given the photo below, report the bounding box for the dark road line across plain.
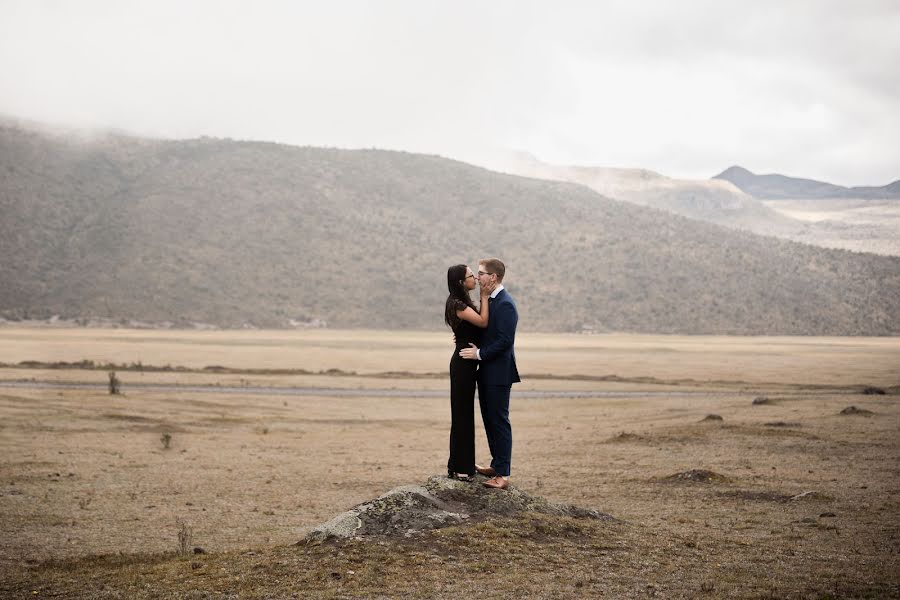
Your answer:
[0,379,763,399]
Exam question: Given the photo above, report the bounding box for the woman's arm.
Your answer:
[456,284,493,328]
[457,303,488,328]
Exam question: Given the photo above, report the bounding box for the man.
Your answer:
[459,258,520,490]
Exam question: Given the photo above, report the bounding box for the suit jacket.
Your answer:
[478,288,521,386]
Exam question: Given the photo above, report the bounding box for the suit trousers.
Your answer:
[478,382,512,477]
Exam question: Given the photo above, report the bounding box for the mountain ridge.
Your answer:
[2,121,899,335]
[714,165,900,200]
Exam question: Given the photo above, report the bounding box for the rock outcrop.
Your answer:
[304,475,613,543]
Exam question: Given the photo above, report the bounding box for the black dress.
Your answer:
[448,301,482,476]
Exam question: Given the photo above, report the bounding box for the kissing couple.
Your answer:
[444,258,520,490]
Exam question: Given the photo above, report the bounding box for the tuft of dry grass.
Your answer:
[176,520,193,556]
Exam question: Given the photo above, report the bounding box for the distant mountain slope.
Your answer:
[2,121,900,334]
[470,152,900,256]
[472,151,800,235]
[715,166,900,200]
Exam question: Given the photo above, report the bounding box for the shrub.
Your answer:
[108,371,121,395]
[176,520,193,555]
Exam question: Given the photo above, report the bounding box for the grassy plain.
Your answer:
[0,327,898,598]
[1,326,898,385]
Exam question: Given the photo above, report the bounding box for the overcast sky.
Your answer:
[1,0,898,185]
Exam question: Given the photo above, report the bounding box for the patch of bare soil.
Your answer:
[840,405,875,415]
[605,431,648,443]
[661,469,732,484]
[716,490,794,503]
[862,386,887,395]
[700,413,724,422]
[724,423,821,440]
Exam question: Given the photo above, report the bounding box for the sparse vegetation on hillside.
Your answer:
[2,121,900,334]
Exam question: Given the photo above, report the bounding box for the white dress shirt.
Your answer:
[476,285,504,360]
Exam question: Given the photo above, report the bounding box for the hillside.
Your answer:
[2,121,900,334]
[471,151,797,234]
[469,152,900,257]
[715,166,900,200]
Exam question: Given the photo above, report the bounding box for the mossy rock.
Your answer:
[304,475,614,542]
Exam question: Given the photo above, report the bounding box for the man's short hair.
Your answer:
[480,258,506,282]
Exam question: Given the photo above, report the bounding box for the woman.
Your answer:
[445,264,492,481]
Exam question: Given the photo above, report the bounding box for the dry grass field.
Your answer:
[0,327,898,598]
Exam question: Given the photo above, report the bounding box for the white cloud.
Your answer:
[0,0,897,185]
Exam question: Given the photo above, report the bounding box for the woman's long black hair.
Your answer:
[445,264,477,329]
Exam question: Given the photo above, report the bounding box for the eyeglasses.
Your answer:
[465,274,476,280]
[477,271,494,277]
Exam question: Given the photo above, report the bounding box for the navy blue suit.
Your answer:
[477,288,520,476]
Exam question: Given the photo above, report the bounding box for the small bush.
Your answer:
[177,520,193,555]
[161,433,172,449]
[108,371,121,395]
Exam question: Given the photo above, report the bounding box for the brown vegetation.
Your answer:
[2,121,900,334]
[0,329,898,597]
